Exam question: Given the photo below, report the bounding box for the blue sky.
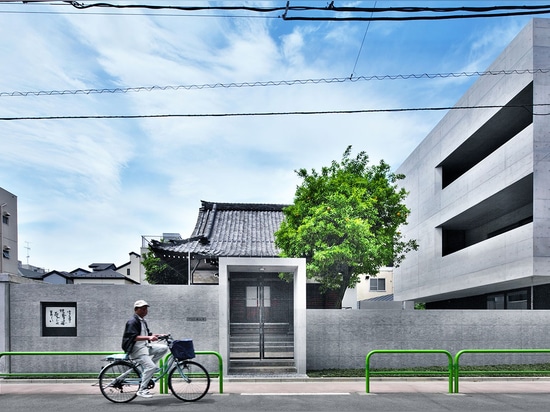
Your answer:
[0,1,544,271]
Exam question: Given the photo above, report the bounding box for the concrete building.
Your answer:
[0,187,17,275]
[394,19,550,309]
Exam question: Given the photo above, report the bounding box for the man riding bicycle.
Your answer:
[122,300,168,398]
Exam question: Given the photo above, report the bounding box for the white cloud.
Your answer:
[0,3,540,271]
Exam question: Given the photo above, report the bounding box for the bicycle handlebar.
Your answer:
[156,334,172,343]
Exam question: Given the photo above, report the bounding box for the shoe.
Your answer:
[136,389,153,398]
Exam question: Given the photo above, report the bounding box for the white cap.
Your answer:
[134,300,149,308]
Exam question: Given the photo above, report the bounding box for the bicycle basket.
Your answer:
[170,339,195,360]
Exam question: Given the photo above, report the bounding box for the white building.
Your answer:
[395,19,550,309]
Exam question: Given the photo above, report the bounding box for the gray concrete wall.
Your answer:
[7,284,219,373]
[307,309,550,370]
[4,283,550,374]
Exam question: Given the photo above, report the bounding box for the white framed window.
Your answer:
[370,278,386,292]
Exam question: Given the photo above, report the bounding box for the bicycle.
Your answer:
[98,334,210,403]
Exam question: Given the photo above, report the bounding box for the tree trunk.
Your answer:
[331,267,352,309]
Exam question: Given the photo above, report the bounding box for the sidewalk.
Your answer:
[1,377,549,395]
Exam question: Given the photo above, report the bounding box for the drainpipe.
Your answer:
[0,202,6,274]
[0,275,11,373]
[188,251,191,285]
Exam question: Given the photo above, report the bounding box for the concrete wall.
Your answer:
[307,309,550,370]
[7,284,219,374]
[4,283,550,375]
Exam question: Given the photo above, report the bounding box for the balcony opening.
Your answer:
[438,83,533,189]
[440,174,533,256]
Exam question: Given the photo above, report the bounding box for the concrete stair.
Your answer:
[229,323,295,374]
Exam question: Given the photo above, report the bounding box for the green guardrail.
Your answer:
[0,350,224,394]
[365,349,454,394]
[453,349,550,393]
[158,350,223,394]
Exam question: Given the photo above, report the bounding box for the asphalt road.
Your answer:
[1,392,550,412]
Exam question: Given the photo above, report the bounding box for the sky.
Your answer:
[0,0,545,272]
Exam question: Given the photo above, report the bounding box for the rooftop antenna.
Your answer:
[25,241,31,265]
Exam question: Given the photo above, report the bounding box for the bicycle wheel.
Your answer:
[98,361,141,403]
[168,360,210,401]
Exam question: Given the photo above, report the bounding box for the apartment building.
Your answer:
[0,187,17,275]
[394,19,550,309]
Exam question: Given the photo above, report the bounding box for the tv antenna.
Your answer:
[25,241,31,265]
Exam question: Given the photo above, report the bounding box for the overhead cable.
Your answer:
[1,68,546,98]
[63,2,550,21]
[0,103,548,121]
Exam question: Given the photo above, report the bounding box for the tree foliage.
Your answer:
[142,248,187,284]
[274,146,418,308]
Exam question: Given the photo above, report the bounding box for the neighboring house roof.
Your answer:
[89,263,117,271]
[42,270,72,281]
[367,293,394,302]
[70,268,91,276]
[151,200,288,257]
[43,268,139,284]
[18,266,45,279]
[70,268,132,280]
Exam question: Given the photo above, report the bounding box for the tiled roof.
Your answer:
[151,201,288,257]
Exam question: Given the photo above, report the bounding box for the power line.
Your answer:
[6,2,550,21]
[62,2,550,21]
[351,0,377,79]
[1,69,547,98]
[1,103,548,121]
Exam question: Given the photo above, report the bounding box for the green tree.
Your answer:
[142,248,187,284]
[275,146,418,308]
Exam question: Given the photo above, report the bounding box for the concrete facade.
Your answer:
[4,282,220,375]
[218,257,307,374]
[394,19,550,306]
[3,282,550,375]
[0,187,17,275]
[306,308,550,370]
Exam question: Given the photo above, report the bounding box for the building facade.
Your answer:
[0,187,17,275]
[394,19,550,309]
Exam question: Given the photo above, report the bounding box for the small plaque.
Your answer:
[42,302,77,337]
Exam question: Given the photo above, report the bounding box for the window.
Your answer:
[487,294,505,309]
[2,247,10,259]
[507,290,528,310]
[487,290,528,309]
[2,215,7,225]
[370,278,386,292]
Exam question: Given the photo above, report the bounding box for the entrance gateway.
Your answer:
[218,257,307,376]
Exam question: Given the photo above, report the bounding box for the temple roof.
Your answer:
[151,200,288,258]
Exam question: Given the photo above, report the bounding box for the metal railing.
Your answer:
[365,349,454,393]
[0,350,224,394]
[453,349,550,393]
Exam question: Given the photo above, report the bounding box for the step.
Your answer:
[228,366,298,375]
[230,359,295,368]
[229,359,298,375]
